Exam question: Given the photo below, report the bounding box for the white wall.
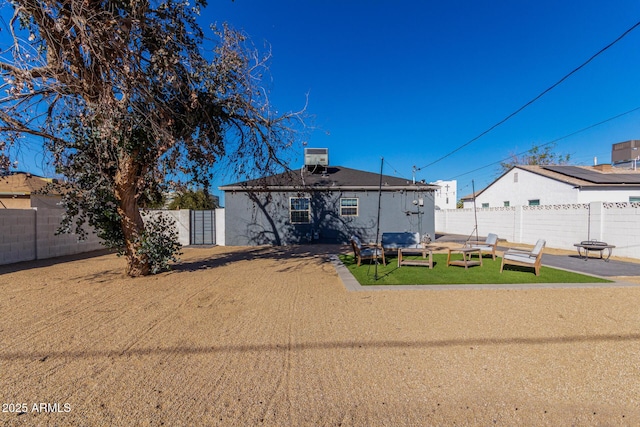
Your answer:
[464,168,640,208]
[464,168,578,208]
[577,187,640,204]
[142,209,191,246]
[143,208,225,246]
[215,208,225,246]
[436,202,640,259]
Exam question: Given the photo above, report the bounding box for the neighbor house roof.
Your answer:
[220,166,439,192]
[0,172,58,196]
[524,165,640,186]
[461,164,640,200]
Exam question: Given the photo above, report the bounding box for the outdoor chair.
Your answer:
[350,235,385,267]
[500,239,546,276]
[465,233,499,260]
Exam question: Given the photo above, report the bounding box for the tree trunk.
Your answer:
[114,153,150,277]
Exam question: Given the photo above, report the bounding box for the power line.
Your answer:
[417,19,640,172]
[382,159,404,177]
[443,105,640,181]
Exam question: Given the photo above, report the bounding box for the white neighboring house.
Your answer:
[430,179,457,210]
[462,164,640,208]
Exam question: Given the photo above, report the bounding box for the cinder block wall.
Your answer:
[601,202,640,256]
[0,207,102,265]
[0,209,37,265]
[1,207,227,266]
[436,202,640,259]
[35,208,103,260]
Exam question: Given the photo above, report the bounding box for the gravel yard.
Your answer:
[1,245,640,426]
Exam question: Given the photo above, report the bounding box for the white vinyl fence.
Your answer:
[435,202,640,259]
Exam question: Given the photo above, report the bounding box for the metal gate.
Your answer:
[190,210,216,245]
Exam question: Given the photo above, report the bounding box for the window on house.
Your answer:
[290,197,310,223]
[481,203,489,208]
[630,196,640,203]
[528,199,540,206]
[514,172,518,183]
[340,198,358,216]
[504,201,510,207]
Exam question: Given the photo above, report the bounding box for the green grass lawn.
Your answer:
[339,253,612,286]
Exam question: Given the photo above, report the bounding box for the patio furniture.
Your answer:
[397,247,433,269]
[381,232,423,261]
[465,233,499,260]
[382,232,421,249]
[500,239,546,276]
[350,236,385,267]
[573,240,615,262]
[447,247,483,269]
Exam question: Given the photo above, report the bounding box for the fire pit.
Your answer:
[573,240,616,262]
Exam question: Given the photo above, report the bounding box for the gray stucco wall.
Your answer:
[224,189,435,246]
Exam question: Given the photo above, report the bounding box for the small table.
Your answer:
[447,247,483,269]
[573,241,615,262]
[397,247,433,269]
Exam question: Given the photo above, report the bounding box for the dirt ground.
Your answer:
[2,245,640,426]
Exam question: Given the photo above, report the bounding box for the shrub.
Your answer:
[136,214,183,274]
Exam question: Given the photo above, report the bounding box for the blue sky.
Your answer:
[206,0,640,200]
[7,0,640,203]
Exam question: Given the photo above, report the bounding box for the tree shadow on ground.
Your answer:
[0,244,350,279]
[0,249,114,275]
[171,244,347,273]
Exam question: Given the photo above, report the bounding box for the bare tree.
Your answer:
[0,0,302,276]
[499,143,571,173]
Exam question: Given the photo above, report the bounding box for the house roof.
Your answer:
[461,164,640,200]
[539,165,640,184]
[459,191,482,202]
[0,172,58,196]
[517,165,640,187]
[219,166,439,192]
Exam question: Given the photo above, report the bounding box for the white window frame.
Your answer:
[528,199,540,206]
[290,197,311,224]
[340,197,359,217]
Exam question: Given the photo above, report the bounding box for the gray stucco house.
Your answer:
[220,163,438,246]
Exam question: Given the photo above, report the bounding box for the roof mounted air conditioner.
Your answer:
[304,148,329,167]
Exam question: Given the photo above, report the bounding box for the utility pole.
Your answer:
[374,158,384,280]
